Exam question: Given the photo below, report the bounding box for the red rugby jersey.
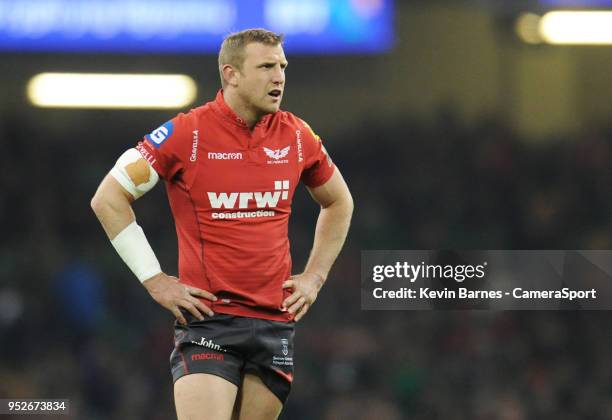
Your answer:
[136,90,335,322]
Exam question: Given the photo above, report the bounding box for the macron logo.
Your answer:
[208,152,243,160]
[208,180,290,209]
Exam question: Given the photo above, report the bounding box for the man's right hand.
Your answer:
[143,273,217,325]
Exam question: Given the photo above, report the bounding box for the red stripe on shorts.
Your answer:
[175,339,190,374]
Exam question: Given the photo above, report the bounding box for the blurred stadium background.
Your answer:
[1,0,612,418]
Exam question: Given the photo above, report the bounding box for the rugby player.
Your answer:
[90,29,353,420]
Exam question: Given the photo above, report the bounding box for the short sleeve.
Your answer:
[299,119,335,188]
[135,111,196,182]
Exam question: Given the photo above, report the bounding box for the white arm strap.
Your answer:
[111,221,162,283]
[110,148,159,199]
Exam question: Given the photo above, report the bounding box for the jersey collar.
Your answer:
[213,89,274,129]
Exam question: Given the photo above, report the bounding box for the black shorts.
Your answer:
[170,313,295,404]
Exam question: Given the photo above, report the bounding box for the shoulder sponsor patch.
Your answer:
[145,120,174,148]
[299,118,321,142]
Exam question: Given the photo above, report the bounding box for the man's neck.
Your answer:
[223,89,262,130]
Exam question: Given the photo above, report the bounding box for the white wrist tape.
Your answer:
[110,148,159,199]
[111,221,162,282]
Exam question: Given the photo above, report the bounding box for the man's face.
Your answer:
[235,42,287,115]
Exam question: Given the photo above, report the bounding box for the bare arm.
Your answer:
[303,169,354,279]
[90,174,136,239]
[91,153,215,324]
[282,169,354,321]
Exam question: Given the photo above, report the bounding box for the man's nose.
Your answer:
[271,67,284,84]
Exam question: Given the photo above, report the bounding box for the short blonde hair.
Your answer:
[218,28,284,88]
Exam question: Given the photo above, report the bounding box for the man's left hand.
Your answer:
[282,272,325,321]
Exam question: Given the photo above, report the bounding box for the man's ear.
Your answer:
[222,64,240,87]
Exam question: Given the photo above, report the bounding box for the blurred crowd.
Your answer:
[1,108,611,419]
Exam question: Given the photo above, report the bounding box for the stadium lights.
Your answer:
[27,73,197,109]
[516,11,612,45]
[541,11,612,44]
[515,13,543,44]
